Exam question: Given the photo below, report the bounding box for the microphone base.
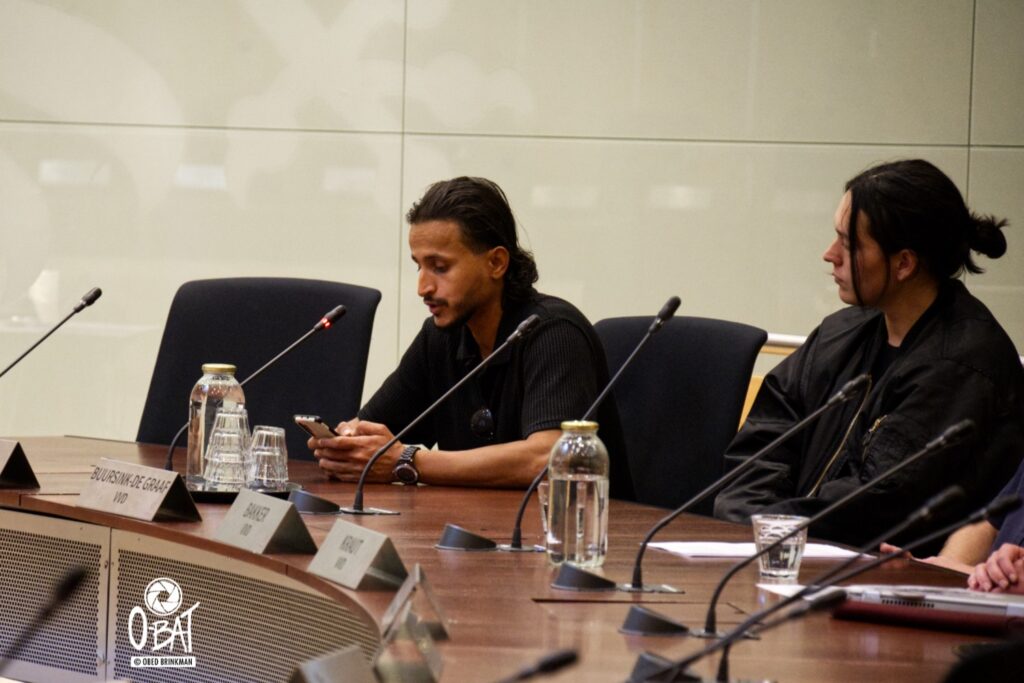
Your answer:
[496,543,545,553]
[550,564,685,593]
[689,628,759,641]
[435,523,498,551]
[627,652,771,683]
[618,582,683,594]
[336,506,401,516]
[627,652,703,682]
[288,490,341,515]
[551,563,618,591]
[619,605,689,636]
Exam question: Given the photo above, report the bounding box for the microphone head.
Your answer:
[934,419,975,447]
[508,314,541,342]
[56,567,88,601]
[81,288,102,306]
[535,648,578,674]
[73,287,103,313]
[916,485,965,521]
[649,295,682,333]
[316,305,347,330]
[658,296,681,322]
[984,494,1022,520]
[828,374,870,405]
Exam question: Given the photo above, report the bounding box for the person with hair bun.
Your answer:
[308,177,633,496]
[715,159,1024,551]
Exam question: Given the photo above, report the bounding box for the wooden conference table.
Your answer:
[0,436,991,683]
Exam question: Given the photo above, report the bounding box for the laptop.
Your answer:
[833,584,1024,635]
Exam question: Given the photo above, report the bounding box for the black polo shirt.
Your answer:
[359,292,634,500]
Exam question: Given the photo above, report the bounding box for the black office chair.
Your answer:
[595,316,766,513]
[136,277,381,460]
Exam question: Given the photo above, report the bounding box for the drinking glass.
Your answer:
[202,406,251,491]
[247,425,289,490]
[751,514,808,581]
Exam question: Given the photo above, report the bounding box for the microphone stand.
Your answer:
[162,305,347,472]
[339,314,541,516]
[435,297,681,551]
[693,419,974,637]
[549,374,871,594]
[0,287,102,380]
[0,567,88,676]
[491,648,579,683]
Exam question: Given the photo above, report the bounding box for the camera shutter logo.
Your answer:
[145,578,182,617]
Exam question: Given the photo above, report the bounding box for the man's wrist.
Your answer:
[392,444,422,484]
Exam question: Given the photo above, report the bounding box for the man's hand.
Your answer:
[307,419,402,483]
[967,543,1024,593]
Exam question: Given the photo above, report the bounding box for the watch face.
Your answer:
[394,463,418,485]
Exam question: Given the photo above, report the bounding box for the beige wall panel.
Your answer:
[965,149,1024,351]
[400,136,977,349]
[972,0,1024,145]
[0,0,405,131]
[405,0,972,143]
[0,123,402,440]
[1,0,1019,443]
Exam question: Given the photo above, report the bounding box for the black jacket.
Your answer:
[714,280,1024,550]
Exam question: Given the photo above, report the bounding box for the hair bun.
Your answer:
[968,214,1008,259]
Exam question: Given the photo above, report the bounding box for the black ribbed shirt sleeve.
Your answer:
[519,318,600,435]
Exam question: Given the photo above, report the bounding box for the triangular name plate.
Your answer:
[0,440,40,489]
[216,489,317,554]
[381,564,450,641]
[288,644,376,683]
[376,601,443,683]
[78,458,201,522]
[308,518,408,590]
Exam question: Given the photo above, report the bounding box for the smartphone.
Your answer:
[293,414,339,439]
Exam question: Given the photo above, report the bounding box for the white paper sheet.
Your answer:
[649,541,863,559]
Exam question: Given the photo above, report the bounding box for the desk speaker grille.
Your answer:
[113,548,379,683]
[0,528,102,675]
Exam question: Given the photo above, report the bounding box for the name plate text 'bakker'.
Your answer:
[216,488,316,554]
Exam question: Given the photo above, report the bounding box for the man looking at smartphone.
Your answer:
[307,176,633,498]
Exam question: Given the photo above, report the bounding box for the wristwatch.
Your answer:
[392,444,421,485]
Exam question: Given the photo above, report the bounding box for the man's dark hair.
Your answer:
[844,159,1008,304]
[407,176,539,306]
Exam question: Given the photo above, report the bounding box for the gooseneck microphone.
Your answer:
[636,486,999,683]
[501,296,681,551]
[0,567,88,675]
[340,314,541,516]
[0,287,103,381]
[492,648,579,683]
[162,304,347,471]
[696,419,975,637]
[242,304,346,389]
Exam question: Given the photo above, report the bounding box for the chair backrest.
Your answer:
[136,277,381,460]
[594,316,766,512]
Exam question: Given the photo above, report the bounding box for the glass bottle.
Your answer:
[545,420,610,568]
[185,363,245,490]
